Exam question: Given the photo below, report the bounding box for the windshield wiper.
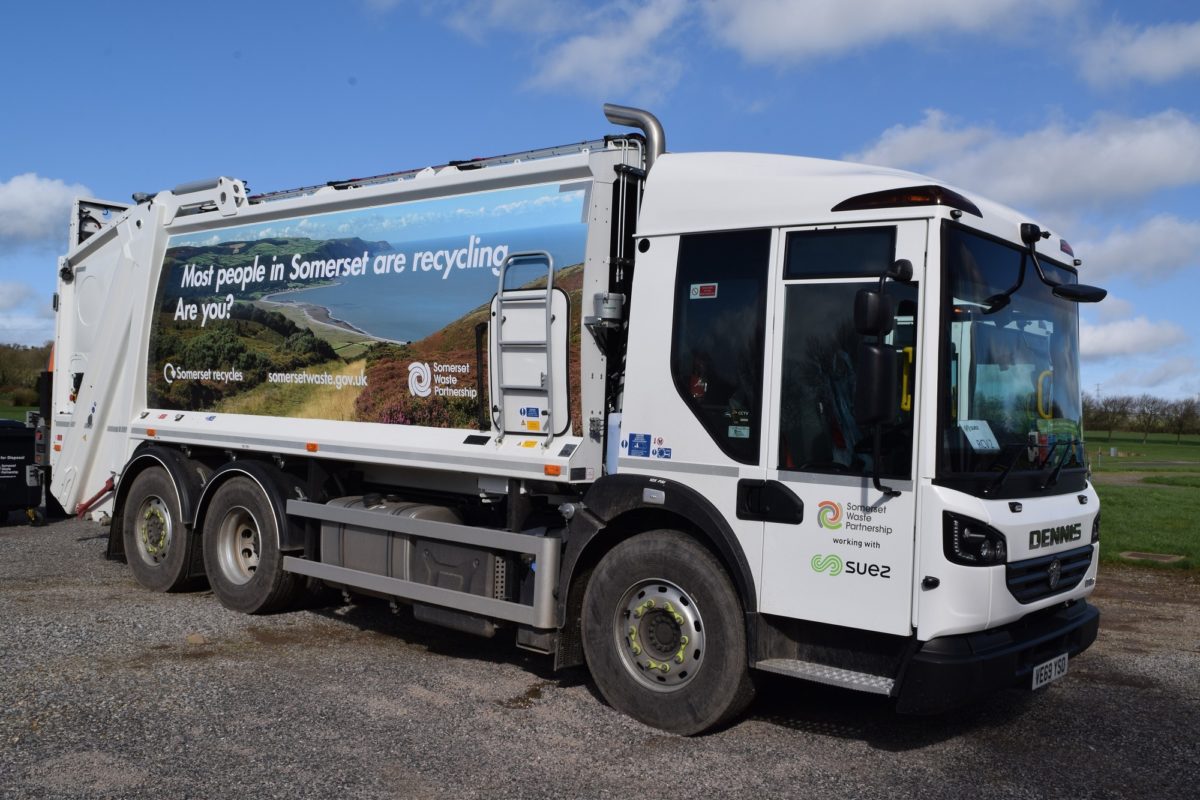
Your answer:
[1041,438,1080,490]
[984,442,1029,495]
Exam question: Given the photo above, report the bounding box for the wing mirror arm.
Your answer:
[1021,223,1108,303]
[853,259,912,498]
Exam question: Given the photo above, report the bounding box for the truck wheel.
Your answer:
[122,467,194,592]
[201,476,300,614]
[582,530,755,734]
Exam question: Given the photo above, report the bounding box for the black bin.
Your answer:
[0,419,40,515]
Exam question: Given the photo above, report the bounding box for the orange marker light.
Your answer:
[146,428,157,437]
[306,442,319,452]
[543,464,562,477]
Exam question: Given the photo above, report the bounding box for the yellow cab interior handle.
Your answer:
[1037,370,1053,420]
[901,347,914,412]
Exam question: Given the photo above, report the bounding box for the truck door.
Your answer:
[759,221,926,636]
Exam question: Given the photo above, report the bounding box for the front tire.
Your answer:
[122,467,195,592]
[582,530,755,734]
[201,476,300,614]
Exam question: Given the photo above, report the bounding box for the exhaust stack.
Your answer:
[603,103,665,172]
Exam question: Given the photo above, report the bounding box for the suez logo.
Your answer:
[1029,522,1083,550]
[810,554,892,579]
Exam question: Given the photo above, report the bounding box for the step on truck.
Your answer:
[47,103,1106,734]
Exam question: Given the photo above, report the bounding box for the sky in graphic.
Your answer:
[2,0,1198,398]
[170,183,585,248]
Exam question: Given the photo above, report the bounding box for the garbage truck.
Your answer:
[46,103,1106,734]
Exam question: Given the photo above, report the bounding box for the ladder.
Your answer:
[492,251,556,448]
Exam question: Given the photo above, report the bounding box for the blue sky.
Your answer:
[2,0,1198,399]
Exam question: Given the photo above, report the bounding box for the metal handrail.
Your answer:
[493,251,555,448]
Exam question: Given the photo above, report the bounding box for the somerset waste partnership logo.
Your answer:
[408,362,432,397]
[817,500,843,529]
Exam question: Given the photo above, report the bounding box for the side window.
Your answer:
[671,229,771,464]
[785,226,895,279]
[778,229,917,478]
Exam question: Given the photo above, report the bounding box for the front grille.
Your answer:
[1006,544,1093,604]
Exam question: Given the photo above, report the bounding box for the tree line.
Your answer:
[0,343,52,405]
[1083,393,1200,443]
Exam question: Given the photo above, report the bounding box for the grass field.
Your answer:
[1088,431,1200,571]
[1094,484,1200,570]
[0,405,34,422]
[1088,432,1200,472]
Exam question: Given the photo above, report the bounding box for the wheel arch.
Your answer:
[193,460,307,553]
[555,473,758,669]
[108,444,210,569]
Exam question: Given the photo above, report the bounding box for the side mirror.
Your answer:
[854,289,895,336]
[1052,283,1107,303]
[854,343,898,426]
[889,258,913,283]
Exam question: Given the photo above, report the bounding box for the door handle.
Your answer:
[736,479,804,524]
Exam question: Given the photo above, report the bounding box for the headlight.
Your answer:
[943,512,1008,566]
[1091,511,1101,543]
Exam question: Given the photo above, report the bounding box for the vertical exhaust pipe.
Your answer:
[603,103,665,173]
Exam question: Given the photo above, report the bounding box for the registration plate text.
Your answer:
[1032,653,1069,690]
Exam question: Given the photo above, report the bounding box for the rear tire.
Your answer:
[122,467,194,592]
[582,530,755,734]
[201,476,300,614]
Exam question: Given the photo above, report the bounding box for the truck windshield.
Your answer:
[938,224,1085,496]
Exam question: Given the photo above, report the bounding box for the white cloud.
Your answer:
[445,0,576,40]
[1075,215,1200,282]
[0,311,54,346]
[1095,295,1133,323]
[848,109,1200,210]
[0,282,35,312]
[1080,316,1188,361]
[527,0,687,99]
[1109,356,1199,391]
[394,1,685,98]
[1077,20,1200,87]
[702,0,1077,63]
[0,173,92,248]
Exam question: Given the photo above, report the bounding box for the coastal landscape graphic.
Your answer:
[146,182,588,433]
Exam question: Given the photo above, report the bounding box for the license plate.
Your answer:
[1031,653,1069,690]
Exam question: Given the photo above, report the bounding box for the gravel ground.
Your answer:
[1,515,1198,799]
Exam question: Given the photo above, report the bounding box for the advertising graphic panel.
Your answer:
[147,182,589,432]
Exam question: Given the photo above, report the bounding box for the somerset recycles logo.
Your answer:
[811,554,844,576]
[407,362,432,397]
[817,500,843,529]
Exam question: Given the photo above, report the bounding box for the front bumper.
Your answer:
[895,599,1099,714]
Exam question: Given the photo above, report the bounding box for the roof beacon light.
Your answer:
[832,184,982,217]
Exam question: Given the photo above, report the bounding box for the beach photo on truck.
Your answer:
[147,182,588,430]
